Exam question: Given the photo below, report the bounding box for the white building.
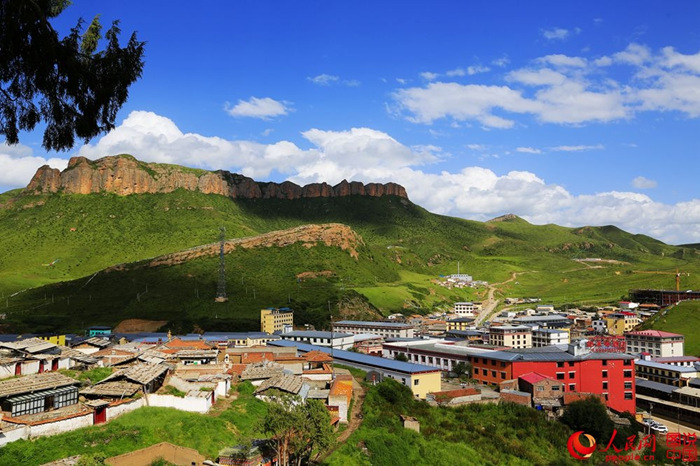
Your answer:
[625,330,684,357]
[592,320,607,334]
[453,302,480,317]
[532,328,570,347]
[278,331,354,350]
[333,321,414,339]
[487,325,532,349]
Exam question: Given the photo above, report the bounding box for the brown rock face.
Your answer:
[22,154,409,201]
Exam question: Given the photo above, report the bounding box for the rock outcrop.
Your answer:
[106,223,364,272]
[24,154,408,200]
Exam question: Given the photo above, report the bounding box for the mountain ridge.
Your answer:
[23,154,408,200]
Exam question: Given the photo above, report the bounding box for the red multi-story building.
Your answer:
[471,344,635,413]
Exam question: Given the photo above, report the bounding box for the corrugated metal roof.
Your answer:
[636,360,697,372]
[81,381,141,397]
[254,374,304,395]
[635,378,677,394]
[335,320,413,329]
[269,341,440,374]
[281,331,353,339]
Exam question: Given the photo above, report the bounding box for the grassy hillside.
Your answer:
[2,186,700,333]
[324,379,580,465]
[641,300,700,356]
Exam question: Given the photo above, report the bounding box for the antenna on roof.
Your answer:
[215,227,229,303]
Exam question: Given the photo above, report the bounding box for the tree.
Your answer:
[560,396,613,444]
[394,352,409,362]
[452,361,471,379]
[0,0,145,151]
[260,395,334,466]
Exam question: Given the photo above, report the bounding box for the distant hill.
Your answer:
[1,154,699,334]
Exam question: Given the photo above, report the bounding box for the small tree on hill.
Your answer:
[395,352,409,362]
[560,396,613,444]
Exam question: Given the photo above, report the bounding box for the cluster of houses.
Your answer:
[3,297,700,462]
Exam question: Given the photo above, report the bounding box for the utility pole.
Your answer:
[329,300,335,380]
[215,227,229,303]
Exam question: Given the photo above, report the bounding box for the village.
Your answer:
[1,280,700,465]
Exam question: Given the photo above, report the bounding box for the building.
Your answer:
[0,372,80,417]
[532,328,570,347]
[260,308,294,333]
[278,331,354,350]
[382,339,498,373]
[470,342,636,413]
[629,289,700,307]
[604,312,640,336]
[453,302,480,317]
[635,359,698,387]
[625,330,684,357]
[269,341,441,399]
[446,317,476,332]
[87,326,112,337]
[487,325,532,349]
[333,320,414,339]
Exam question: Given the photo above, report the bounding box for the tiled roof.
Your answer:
[254,374,304,395]
[0,372,79,398]
[519,372,555,384]
[80,381,141,397]
[99,363,170,386]
[240,365,284,380]
[304,350,334,363]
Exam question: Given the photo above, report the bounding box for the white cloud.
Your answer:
[446,68,465,77]
[541,27,571,41]
[516,147,542,154]
[38,111,699,245]
[307,74,339,86]
[466,144,486,150]
[0,142,69,190]
[307,74,360,87]
[632,176,658,189]
[613,43,652,66]
[538,54,587,68]
[492,56,510,67]
[420,72,439,81]
[551,144,604,152]
[225,97,291,119]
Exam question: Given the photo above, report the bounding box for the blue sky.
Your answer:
[2,1,700,244]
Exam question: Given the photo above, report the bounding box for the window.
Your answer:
[568,362,574,367]
[602,381,608,390]
[602,359,608,366]
[568,371,575,379]
[557,362,564,368]
[556,373,565,380]
[623,370,632,378]
[414,379,419,386]
[474,368,479,375]
[536,386,544,391]
[500,372,506,379]
[569,384,575,391]
[491,370,496,377]
[624,381,632,390]
[623,359,632,366]
[500,362,506,368]
[552,386,560,391]
[624,392,633,400]
[602,370,608,378]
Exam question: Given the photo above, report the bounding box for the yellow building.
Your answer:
[605,312,640,336]
[260,308,294,333]
[38,334,66,346]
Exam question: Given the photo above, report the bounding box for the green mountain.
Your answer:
[1,154,699,334]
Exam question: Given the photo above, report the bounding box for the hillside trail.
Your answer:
[316,377,367,462]
[475,271,532,325]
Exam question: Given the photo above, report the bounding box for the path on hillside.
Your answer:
[475,271,530,326]
[317,378,367,462]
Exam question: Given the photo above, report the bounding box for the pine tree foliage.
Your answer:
[0,0,145,151]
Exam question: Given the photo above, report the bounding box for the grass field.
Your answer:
[2,174,700,334]
[0,383,267,465]
[641,300,700,356]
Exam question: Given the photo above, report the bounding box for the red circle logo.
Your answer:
[567,431,597,460]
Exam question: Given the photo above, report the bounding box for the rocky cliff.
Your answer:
[24,154,408,200]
